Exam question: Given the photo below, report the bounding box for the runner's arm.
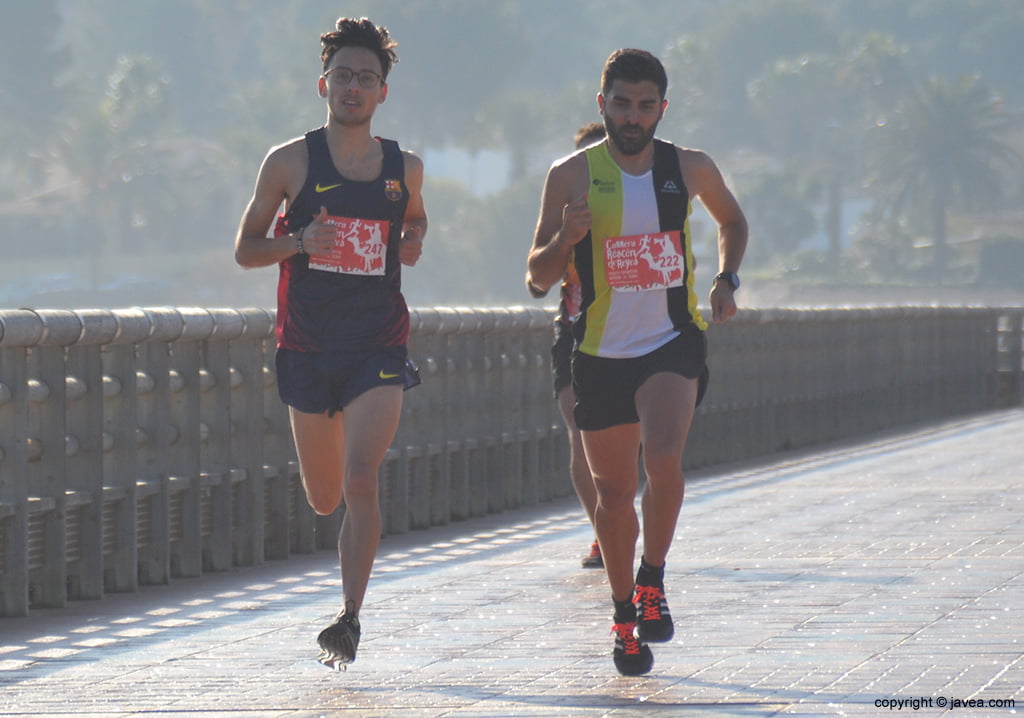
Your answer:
[234,145,304,269]
[527,158,590,295]
[399,151,427,267]
[682,149,748,322]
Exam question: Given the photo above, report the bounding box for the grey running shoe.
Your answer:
[317,613,361,670]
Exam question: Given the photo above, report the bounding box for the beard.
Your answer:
[604,116,657,156]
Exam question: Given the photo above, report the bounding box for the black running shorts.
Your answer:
[276,347,410,416]
[571,325,709,432]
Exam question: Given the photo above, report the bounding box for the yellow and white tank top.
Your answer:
[573,140,706,358]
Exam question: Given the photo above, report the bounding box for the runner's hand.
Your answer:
[400,227,423,266]
[301,206,334,256]
[559,193,591,246]
[709,283,738,323]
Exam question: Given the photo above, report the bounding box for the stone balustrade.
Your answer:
[0,305,1020,616]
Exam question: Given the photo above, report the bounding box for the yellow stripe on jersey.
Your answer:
[580,143,623,356]
[682,202,707,331]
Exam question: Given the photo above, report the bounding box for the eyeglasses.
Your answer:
[324,66,384,88]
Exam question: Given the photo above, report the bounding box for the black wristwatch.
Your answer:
[714,271,740,290]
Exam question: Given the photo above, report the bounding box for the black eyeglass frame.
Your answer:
[324,66,385,88]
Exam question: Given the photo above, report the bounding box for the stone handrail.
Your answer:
[0,305,1020,616]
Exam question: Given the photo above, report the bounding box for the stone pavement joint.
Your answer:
[1,409,1022,717]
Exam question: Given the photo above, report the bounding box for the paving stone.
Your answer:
[0,410,1021,717]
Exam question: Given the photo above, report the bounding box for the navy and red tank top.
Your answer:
[274,128,410,352]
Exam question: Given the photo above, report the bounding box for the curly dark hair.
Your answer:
[574,122,605,149]
[601,48,667,98]
[321,17,398,79]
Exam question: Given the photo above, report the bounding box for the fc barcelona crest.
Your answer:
[385,179,403,202]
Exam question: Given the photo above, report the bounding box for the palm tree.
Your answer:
[746,34,913,274]
[868,75,1022,279]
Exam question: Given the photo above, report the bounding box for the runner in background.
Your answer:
[527,121,607,569]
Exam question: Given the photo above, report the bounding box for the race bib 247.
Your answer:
[308,215,389,276]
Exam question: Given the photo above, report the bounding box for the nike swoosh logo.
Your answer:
[315,183,342,193]
[379,370,400,379]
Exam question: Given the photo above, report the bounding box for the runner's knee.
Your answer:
[343,464,381,504]
[641,444,684,481]
[305,482,342,516]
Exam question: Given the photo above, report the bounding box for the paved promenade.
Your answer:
[2,409,1022,717]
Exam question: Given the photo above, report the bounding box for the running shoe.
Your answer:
[581,540,603,568]
[317,613,361,670]
[612,619,653,676]
[634,583,674,642]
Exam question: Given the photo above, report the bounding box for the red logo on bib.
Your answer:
[603,231,685,292]
[308,215,389,276]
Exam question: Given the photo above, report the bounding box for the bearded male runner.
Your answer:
[527,48,747,676]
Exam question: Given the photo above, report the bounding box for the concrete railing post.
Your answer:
[65,310,116,601]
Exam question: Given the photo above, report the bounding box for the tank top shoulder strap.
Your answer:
[651,139,689,230]
[377,137,403,177]
[304,127,340,182]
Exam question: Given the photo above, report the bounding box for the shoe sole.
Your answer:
[318,650,352,671]
[317,622,359,671]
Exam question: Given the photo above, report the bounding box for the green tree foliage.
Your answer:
[738,167,819,269]
[1,0,1021,306]
[746,36,913,271]
[697,0,840,151]
[0,0,66,186]
[835,0,1024,108]
[866,75,1022,278]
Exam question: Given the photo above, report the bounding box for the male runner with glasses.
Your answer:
[234,17,427,670]
[527,48,747,675]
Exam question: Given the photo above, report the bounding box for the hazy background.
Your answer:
[1,0,1022,311]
